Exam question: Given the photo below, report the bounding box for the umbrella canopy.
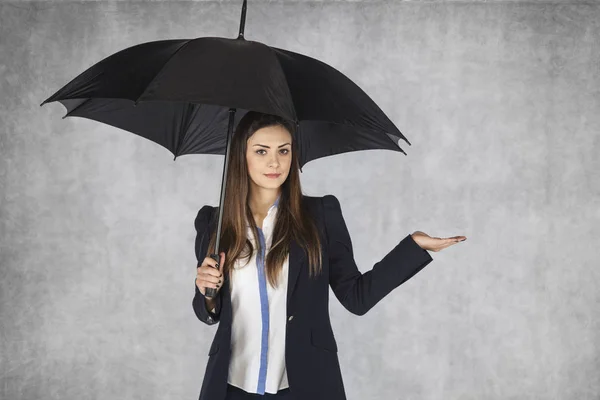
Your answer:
[40,37,411,170]
[40,0,413,298]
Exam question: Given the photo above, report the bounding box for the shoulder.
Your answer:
[321,194,340,206]
[320,194,342,213]
[299,194,341,214]
[194,205,216,230]
[196,204,214,219]
[302,194,340,206]
[302,195,343,224]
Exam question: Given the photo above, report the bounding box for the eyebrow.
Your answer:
[252,143,291,148]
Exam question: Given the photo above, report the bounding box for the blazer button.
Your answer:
[288,315,294,322]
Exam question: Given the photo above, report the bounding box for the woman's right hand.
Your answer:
[196,252,225,297]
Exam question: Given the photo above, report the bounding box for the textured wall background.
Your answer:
[1,1,599,399]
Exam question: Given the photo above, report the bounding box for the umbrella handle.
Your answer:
[204,253,221,298]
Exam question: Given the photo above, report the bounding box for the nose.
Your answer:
[269,156,280,167]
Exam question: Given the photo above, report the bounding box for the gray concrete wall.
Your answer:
[1,1,599,399]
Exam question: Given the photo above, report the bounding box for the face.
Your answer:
[246,124,292,192]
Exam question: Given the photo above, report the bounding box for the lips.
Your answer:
[265,173,281,178]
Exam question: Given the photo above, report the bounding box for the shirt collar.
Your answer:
[271,193,281,211]
[247,193,281,228]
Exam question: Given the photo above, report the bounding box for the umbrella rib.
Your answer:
[133,40,193,105]
[173,103,198,158]
[62,98,93,119]
[384,130,411,150]
[270,49,298,122]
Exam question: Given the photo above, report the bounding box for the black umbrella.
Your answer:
[40,0,412,298]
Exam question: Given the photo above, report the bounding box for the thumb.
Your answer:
[219,252,225,268]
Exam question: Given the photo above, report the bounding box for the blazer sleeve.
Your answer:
[192,205,223,326]
[322,194,433,316]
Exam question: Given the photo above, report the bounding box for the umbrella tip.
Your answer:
[238,0,247,40]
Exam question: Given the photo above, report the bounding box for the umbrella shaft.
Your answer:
[205,108,236,299]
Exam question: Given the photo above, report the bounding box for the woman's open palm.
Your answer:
[411,231,467,252]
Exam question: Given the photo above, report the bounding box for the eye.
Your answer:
[255,149,290,155]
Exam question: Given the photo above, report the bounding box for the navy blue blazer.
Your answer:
[192,194,433,400]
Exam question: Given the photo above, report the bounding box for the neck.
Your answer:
[248,189,281,216]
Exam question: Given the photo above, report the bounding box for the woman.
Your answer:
[193,111,466,400]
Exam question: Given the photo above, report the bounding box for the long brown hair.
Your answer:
[204,111,323,291]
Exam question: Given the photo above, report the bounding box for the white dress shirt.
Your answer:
[226,193,290,394]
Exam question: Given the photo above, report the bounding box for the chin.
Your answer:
[263,182,282,188]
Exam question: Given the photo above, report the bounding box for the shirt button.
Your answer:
[288,316,294,321]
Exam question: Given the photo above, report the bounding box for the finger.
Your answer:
[200,279,219,289]
[198,267,223,284]
[198,271,221,282]
[202,257,222,274]
[197,271,222,285]
[451,235,466,240]
[444,236,465,243]
[196,278,212,295]
[197,260,216,273]
[201,264,222,278]
[208,277,222,291]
